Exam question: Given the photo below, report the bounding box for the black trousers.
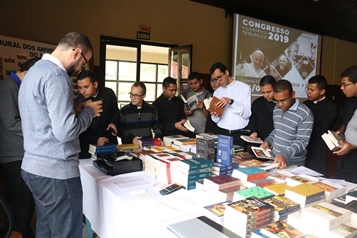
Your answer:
[2,161,35,238]
[336,150,357,183]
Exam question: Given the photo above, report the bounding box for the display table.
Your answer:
[80,159,227,238]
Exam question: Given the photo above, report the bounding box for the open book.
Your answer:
[203,96,224,117]
[180,94,198,111]
[183,119,195,132]
[240,135,263,144]
[321,130,345,151]
[251,146,275,160]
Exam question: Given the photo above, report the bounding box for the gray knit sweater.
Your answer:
[265,99,314,166]
[18,55,94,179]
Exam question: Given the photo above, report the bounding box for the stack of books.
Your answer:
[243,178,275,188]
[163,135,189,146]
[203,174,240,191]
[285,174,319,186]
[203,201,230,225]
[211,162,233,176]
[267,170,294,184]
[231,166,269,188]
[313,180,346,202]
[263,183,287,195]
[263,194,300,221]
[89,143,116,160]
[224,196,274,237]
[143,153,184,184]
[285,183,325,208]
[140,138,161,147]
[234,186,274,200]
[170,158,213,190]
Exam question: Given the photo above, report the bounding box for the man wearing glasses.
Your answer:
[261,79,314,169]
[18,32,103,237]
[119,82,162,146]
[210,62,252,148]
[334,65,357,183]
[75,70,120,159]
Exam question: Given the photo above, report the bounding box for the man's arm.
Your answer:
[151,106,163,139]
[0,87,22,136]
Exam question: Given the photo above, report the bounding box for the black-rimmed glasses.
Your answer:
[72,49,89,68]
[211,73,224,82]
[129,92,144,98]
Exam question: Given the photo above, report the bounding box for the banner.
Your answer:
[0,35,55,80]
[233,15,321,98]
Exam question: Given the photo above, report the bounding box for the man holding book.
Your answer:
[209,62,251,148]
[181,72,212,134]
[261,80,313,168]
[119,82,162,146]
[303,75,339,176]
[75,70,120,159]
[335,65,357,183]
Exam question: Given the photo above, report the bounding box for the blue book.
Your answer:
[212,162,233,172]
[176,158,213,170]
[216,135,233,166]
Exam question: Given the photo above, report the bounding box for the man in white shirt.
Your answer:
[210,62,252,148]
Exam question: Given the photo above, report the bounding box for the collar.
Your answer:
[9,72,21,86]
[91,88,99,98]
[42,54,66,73]
[313,96,325,104]
[288,98,299,111]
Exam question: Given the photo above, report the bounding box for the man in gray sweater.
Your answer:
[18,31,102,237]
[0,57,40,238]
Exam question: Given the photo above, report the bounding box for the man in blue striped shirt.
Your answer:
[260,80,314,168]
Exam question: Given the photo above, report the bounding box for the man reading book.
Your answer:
[209,62,252,148]
[181,72,212,134]
[261,80,314,169]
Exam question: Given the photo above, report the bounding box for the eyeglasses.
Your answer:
[341,82,354,88]
[273,97,290,104]
[129,92,144,98]
[211,73,224,82]
[72,49,89,68]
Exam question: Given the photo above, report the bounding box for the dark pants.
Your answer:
[336,150,357,183]
[215,126,248,151]
[2,161,35,238]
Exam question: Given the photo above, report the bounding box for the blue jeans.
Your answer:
[21,170,83,238]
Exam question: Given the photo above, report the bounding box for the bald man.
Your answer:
[236,50,267,78]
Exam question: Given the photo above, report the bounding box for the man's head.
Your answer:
[252,50,265,71]
[340,65,357,98]
[273,79,295,111]
[278,55,288,70]
[130,82,146,107]
[306,75,327,101]
[210,62,232,87]
[53,31,93,77]
[17,57,41,81]
[288,42,299,62]
[76,70,98,98]
[259,75,276,102]
[188,72,203,93]
[162,77,177,99]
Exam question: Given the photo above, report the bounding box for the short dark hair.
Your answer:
[58,31,93,55]
[19,57,41,72]
[77,70,97,84]
[259,75,276,87]
[188,72,201,81]
[132,81,146,95]
[210,62,229,75]
[163,77,176,88]
[308,75,327,90]
[273,79,293,94]
[340,65,357,84]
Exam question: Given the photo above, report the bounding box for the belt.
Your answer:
[218,127,250,135]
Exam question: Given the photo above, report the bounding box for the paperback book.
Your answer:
[251,146,275,160]
[180,94,198,111]
[240,135,264,144]
[203,174,241,190]
[216,135,233,166]
[203,96,224,117]
[321,130,345,151]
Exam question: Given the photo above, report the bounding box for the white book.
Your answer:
[180,94,198,111]
[314,221,357,238]
[251,146,275,160]
[285,174,319,187]
[240,135,263,144]
[313,180,346,202]
[301,202,351,231]
[183,119,195,132]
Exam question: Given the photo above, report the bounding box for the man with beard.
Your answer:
[18,31,103,237]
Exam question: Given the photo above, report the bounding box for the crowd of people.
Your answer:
[1,31,357,236]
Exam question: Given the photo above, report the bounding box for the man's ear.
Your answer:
[143,94,146,100]
[94,81,98,88]
[320,89,326,96]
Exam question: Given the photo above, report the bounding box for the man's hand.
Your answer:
[196,101,204,110]
[215,97,232,108]
[97,137,109,146]
[260,141,269,150]
[132,136,142,147]
[74,102,85,115]
[250,132,258,139]
[334,141,356,156]
[274,154,287,169]
[106,123,117,136]
[175,119,188,132]
[85,100,103,117]
[184,105,193,116]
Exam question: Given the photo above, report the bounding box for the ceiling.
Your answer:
[191,0,357,44]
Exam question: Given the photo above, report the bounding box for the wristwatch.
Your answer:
[230,99,234,105]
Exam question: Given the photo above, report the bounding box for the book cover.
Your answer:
[203,174,240,190]
[172,137,197,146]
[313,180,345,201]
[321,130,344,151]
[240,135,264,144]
[233,151,255,161]
[203,201,230,225]
[267,170,294,183]
[205,96,224,117]
[271,194,300,212]
[285,183,326,206]
[163,135,189,146]
[216,135,233,166]
[175,157,213,170]
[89,143,116,154]
[232,166,268,181]
[252,220,304,238]
[212,162,233,172]
[183,119,195,132]
[180,94,198,111]
[238,159,266,168]
[314,221,357,238]
[234,186,274,200]
[264,183,287,195]
[285,174,319,186]
[251,146,275,160]
[116,143,139,151]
